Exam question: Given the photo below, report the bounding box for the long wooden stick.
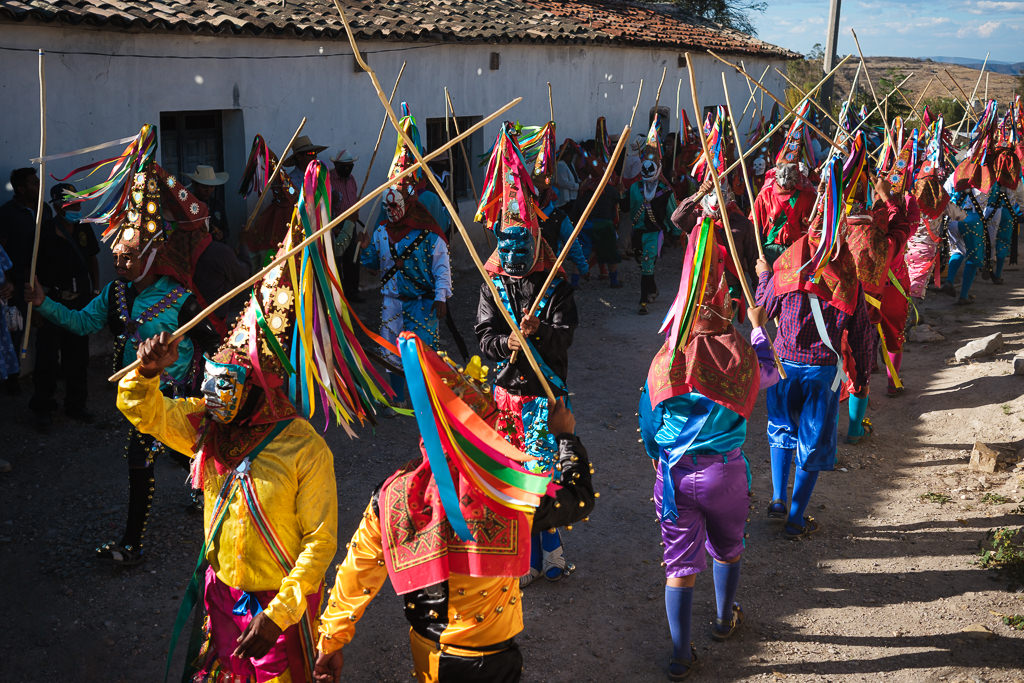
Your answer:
[239,118,307,239]
[775,68,843,131]
[957,52,989,138]
[710,51,851,156]
[109,98,522,383]
[722,74,765,261]
[849,30,895,155]
[720,71,785,378]
[357,61,407,199]
[841,71,915,144]
[630,79,645,128]
[445,89,492,249]
[509,126,630,364]
[672,78,682,177]
[334,1,555,403]
[21,49,46,358]
[547,81,554,123]
[687,53,754,310]
[741,64,772,119]
[938,71,967,110]
[654,66,668,113]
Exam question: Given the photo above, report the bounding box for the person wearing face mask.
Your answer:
[26,144,219,565]
[751,116,816,265]
[629,116,680,315]
[361,108,452,409]
[328,149,364,302]
[475,123,579,585]
[26,183,100,430]
[116,302,336,682]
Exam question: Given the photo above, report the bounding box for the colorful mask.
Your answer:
[202,356,249,423]
[753,157,766,176]
[495,224,536,277]
[383,186,407,223]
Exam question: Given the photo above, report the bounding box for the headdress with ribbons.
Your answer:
[519,121,557,192]
[842,131,869,212]
[594,116,612,166]
[238,134,299,253]
[690,106,726,182]
[954,99,998,192]
[388,102,424,191]
[987,107,1022,190]
[239,134,298,201]
[775,100,815,167]
[640,114,665,171]
[378,332,554,593]
[914,116,951,219]
[887,128,919,194]
[218,160,394,434]
[478,123,561,277]
[648,217,758,417]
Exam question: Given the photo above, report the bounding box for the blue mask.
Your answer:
[63,210,82,222]
[495,224,535,277]
[202,356,249,423]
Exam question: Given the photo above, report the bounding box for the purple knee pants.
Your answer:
[654,449,750,578]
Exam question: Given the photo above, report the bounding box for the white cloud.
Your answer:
[977,19,1001,35]
[975,1,1024,11]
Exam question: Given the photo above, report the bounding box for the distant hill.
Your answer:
[821,57,1020,107]
[926,56,1023,76]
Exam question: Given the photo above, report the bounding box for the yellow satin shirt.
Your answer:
[117,370,338,631]
[318,501,524,656]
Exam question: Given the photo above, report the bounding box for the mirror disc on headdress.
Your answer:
[132,190,143,204]
[273,288,293,308]
[145,201,158,214]
[146,177,158,192]
[269,313,286,332]
[128,210,140,224]
[165,176,176,188]
[508,198,519,214]
[145,220,158,233]
[122,227,135,242]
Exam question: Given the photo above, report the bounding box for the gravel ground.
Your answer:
[2,247,1023,682]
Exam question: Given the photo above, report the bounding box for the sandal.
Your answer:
[711,603,744,641]
[846,418,873,444]
[96,541,145,566]
[668,645,698,681]
[782,516,820,540]
[766,499,786,519]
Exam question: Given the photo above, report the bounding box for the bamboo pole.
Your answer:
[444,92,455,212]
[444,89,492,248]
[239,118,307,240]
[849,29,895,155]
[654,66,668,113]
[775,68,843,131]
[356,62,407,199]
[720,71,786,378]
[842,71,915,144]
[722,74,765,261]
[630,79,645,128]
[108,97,523,383]
[686,53,755,310]
[509,126,630,364]
[956,52,989,137]
[740,64,770,118]
[937,73,968,113]
[672,78,682,179]
[20,49,46,358]
[334,1,556,403]
[709,51,851,156]
[547,81,554,123]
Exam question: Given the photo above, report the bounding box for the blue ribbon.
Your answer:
[399,335,475,542]
[232,591,264,617]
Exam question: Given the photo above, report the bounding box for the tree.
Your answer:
[639,0,768,35]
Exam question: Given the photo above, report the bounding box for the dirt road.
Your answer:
[1,251,1022,682]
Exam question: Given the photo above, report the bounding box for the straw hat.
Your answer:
[284,136,328,165]
[331,149,358,164]
[184,164,229,186]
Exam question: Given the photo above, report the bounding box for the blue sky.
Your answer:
[751,0,1024,62]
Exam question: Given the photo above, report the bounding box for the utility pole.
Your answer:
[821,0,842,110]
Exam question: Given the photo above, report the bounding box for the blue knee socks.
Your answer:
[388,372,407,403]
[960,262,978,299]
[770,447,794,503]
[994,258,1005,279]
[712,559,742,623]
[788,468,819,526]
[848,395,869,438]
[664,585,694,662]
[529,532,542,571]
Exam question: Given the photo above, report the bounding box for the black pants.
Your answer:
[341,237,361,299]
[30,320,88,414]
[438,642,523,683]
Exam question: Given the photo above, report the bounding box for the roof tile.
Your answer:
[0,0,798,57]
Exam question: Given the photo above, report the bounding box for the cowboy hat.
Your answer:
[185,164,229,186]
[330,149,358,164]
[284,135,328,165]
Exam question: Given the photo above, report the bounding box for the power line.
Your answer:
[0,42,439,60]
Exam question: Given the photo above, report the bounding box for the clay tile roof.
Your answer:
[0,0,798,58]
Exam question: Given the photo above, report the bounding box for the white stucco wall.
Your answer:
[0,23,788,274]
